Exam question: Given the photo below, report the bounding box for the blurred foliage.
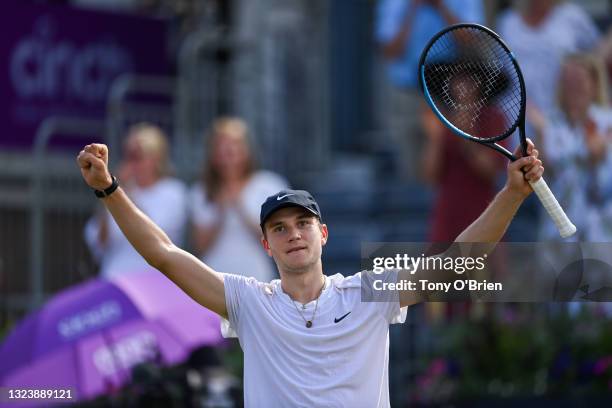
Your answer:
[222,339,244,380]
[0,319,14,342]
[412,304,612,404]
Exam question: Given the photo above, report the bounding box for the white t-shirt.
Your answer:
[189,171,288,282]
[497,3,600,117]
[538,105,612,241]
[222,270,407,407]
[85,178,188,280]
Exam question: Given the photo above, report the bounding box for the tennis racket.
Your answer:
[418,23,576,238]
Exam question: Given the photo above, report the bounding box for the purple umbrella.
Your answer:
[0,272,223,405]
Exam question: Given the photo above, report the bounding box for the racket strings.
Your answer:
[422,26,522,141]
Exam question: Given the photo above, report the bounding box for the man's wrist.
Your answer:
[499,185,528,204]
[94,175,119,198]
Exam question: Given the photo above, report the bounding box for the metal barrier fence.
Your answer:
[106,74,178,172]
[235,1,331,180]
[0,152,35,327]
[177,0,332,182]
[1,118,104,326]
[1,71,179,323]
[175,27,236,179]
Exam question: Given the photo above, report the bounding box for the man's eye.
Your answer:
[274,226,284,232]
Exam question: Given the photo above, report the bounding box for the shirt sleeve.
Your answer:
[358,270,408,325]
[221,273,263,338]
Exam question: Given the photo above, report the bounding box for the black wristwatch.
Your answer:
[94,175,119,198]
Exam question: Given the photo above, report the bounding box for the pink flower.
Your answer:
[594,356,612,375]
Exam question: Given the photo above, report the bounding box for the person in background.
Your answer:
[597,26,612,85]
[530,54,611,241]
[375,0,484,179]
[421,72,508,322]
[422,72,507,243]
[189,117,288,282]
[497,0,600,129]
[85,123,188,279]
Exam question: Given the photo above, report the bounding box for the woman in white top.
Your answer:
[497,0,600,120]
[189,117,288,282]
[531,54,612,241]
[85,123,188,279]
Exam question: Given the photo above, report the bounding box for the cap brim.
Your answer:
[260,203,320,229]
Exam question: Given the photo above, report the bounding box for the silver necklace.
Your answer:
[291,276,326,328]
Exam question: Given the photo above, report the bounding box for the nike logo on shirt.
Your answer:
[334,312,351,323]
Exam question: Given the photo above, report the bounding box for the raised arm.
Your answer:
[77,144,227,318]
[399,140,544,307]
[454,140,542,243]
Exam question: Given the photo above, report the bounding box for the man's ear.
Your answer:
[261,236,273,257]
[320,223,328,246]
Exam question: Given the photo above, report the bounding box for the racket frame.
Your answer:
[418,23,528,161]
[418,23,576,238]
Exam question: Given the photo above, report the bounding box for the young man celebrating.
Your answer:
[77,141,543,407]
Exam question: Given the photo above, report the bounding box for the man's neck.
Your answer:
[280,265,326,304]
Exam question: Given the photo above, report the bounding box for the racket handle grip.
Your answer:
[528,177,577,238]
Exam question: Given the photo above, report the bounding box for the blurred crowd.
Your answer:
[2,0,611,406]
[80,0,612,283]
[374,1,612,404]
[376,0,612,242]
[85,117,286,282]
[77,0,611,397]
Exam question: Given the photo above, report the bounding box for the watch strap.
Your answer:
[94,175,119,198]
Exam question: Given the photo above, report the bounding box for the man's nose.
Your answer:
[287,226,302,241]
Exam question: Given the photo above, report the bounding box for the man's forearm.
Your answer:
[101,187,172,268]
[455,188,526,243]
[399,188,524,307]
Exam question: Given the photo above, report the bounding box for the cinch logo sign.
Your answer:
[10,16,133,103]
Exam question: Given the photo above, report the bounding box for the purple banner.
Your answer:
[0,2,171,149]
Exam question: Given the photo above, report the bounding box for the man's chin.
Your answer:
[281,259,315,274]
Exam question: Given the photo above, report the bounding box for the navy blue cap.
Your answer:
[260,189,322,229]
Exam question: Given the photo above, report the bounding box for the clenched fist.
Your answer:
[77,144,113,191]
[504,138,544,198]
